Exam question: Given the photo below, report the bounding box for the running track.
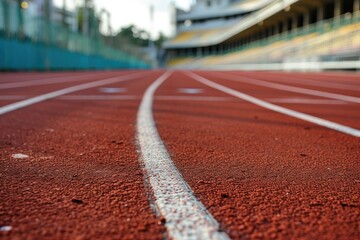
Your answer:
[0,70,359,240]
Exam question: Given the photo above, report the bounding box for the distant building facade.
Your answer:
[28,0,77,31]
[174,0,272,32]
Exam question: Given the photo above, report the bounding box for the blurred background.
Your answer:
[1,0,360,71]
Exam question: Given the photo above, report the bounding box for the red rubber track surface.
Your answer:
[198,71,360,129]
[1,71,166,239]
[0,72,82,83]
[1,70,359,240]
[0,71,141,84]
[0,71,144,107]
[154,71,360,239]
[237,71,360,84]
[223,71,360,96]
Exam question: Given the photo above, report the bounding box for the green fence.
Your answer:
[0,0,150,70]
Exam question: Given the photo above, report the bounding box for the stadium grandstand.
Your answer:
[164,0,360,71]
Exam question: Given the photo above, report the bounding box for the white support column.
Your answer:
[283,19,288,31]
[274,24,280,35]
[219,45,224,54]
[317,4,324,21]
[303,12,310,27]
[292,15,298,32]
[354,0,360,14]
[197,47,203,57]
[334,0,341,17]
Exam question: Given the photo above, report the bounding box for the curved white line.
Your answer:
[187,72,360,138]
[136,71,230,240]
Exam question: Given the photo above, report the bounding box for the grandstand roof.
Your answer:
[164,0,323,49]
[177,0,272,22]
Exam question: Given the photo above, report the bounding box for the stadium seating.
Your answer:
[170,31,198,44]
[166,27,232,47]
[168,20,360,69]
[167,57,195,67]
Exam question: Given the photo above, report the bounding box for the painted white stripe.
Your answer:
[212,72,360,104]
[98,87,128,93]
[187,72,360,138]
[0,73,99,89]
[267,98,348,105]
[177,88,204,94]
[137,71,230,240]
[0,72,147,115]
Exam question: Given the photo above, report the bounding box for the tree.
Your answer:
[114,25,150,47]
[155,32,167,48]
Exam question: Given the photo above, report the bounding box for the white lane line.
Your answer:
[0,72,148,116]
[177,88,204,94]
[187,72,360,138]
[98,87,127,93]
[0,73,108,89]
[212,72,360,104]
[137,71,230,240]
[267,98,348,105]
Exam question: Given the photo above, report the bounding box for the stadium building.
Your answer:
[164,0,360,71]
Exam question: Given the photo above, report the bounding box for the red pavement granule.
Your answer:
[0,74,166,240]
[1,70,359,239]
[198,71,360,129]
[154,72,360,240]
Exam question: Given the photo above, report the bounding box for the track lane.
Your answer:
[208,72,360,103]
[1,70,359,240]
[255,71,360,84]
[0,71,144,106]
[0,72,110,90]
[0,71,166,239]
[197,71,360,130]
[0,72,152,114]
[298,71,360,83]
[0,72,121,107]
[136,71,229,239]
[228,71,360,95]
[0,71,147,89]
[0,72,85,83]
[0,71,140,84]
[153,71,360,239]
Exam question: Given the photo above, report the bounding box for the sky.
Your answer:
[53,0,194,38]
